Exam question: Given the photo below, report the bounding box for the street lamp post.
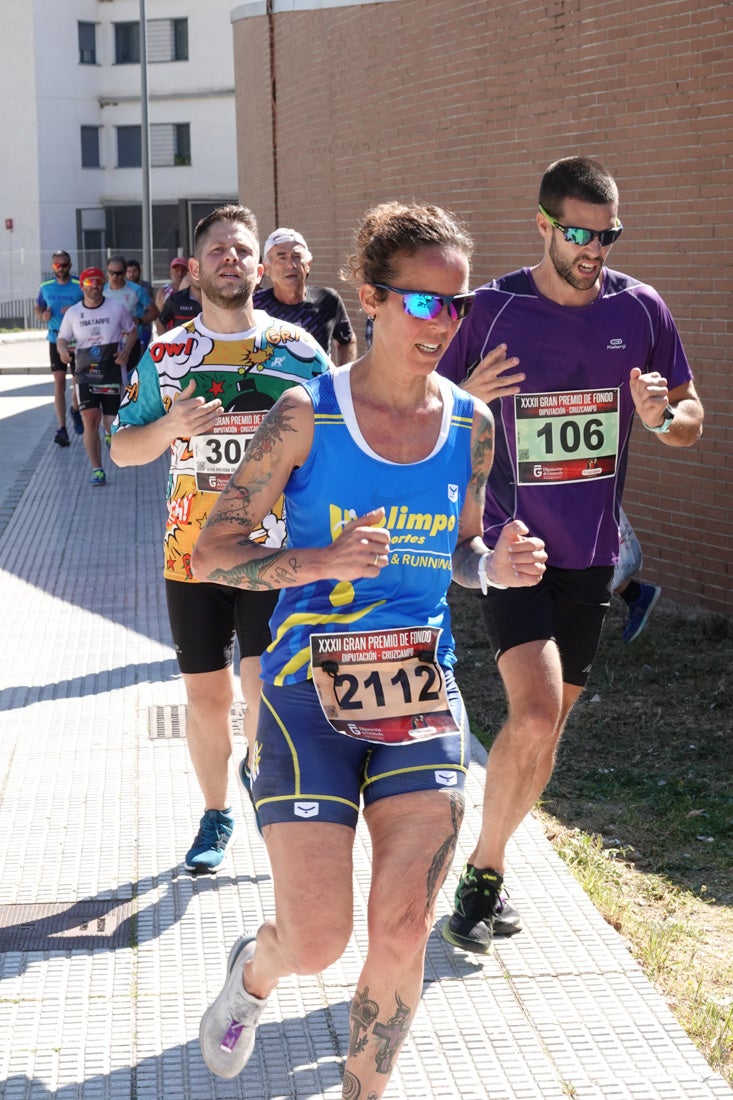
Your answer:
[140,0,153,283]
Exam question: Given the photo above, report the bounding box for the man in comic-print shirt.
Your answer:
[111,205,330,873]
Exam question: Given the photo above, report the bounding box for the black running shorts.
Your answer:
[49,342,74,374]
[165,577,279,674]
[477,565,614,688]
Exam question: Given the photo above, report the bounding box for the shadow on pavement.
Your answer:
[0,659,181,712]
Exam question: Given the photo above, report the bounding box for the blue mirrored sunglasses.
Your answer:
[539,205,623,247]
[373,283,474,321]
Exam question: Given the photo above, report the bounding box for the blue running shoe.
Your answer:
[239,758,263,838]
[622,582,662,644]
[185,808,234,873]
[90,467,106,486]
[70,406,84,435]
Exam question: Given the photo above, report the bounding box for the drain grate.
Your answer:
[0,900,133,952]
[147,702,246,739]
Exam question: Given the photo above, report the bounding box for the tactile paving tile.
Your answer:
[0,901,133,952]
[0,433,731,1099]
[146,701,246,739]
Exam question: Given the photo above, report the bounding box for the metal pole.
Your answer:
[140,0,153,282]
[7,229,13,317]
[21,248,28,328]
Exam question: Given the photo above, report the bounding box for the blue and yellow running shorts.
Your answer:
[252,670,470,829]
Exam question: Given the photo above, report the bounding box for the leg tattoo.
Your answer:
[349,986,379,1056]
[425,792,464,908]
[373,993,411,1075]
[342,1072,378,1100]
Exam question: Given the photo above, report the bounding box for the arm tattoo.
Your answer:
[425,792,465,907]
[451,540,483,589]
[245,393,299,463]
[206,394,300,535]
[468,412,494,506]
[207,552,300,591]
[204,482,258,531]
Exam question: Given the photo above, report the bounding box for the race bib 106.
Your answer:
[514,388,619,484]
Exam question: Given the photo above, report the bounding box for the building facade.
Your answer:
[231,0,732,616]
[0,0,238,320]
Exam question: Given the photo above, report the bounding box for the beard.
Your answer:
[199,268,256,310]
[548,237,604,292]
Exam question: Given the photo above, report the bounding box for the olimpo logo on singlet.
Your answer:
[329,503,457,547]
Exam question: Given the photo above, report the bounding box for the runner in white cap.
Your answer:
[254,227,358,365]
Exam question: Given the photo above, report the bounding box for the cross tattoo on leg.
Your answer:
[373,993,411,1075]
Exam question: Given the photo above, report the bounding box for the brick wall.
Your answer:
[233,0,732,615]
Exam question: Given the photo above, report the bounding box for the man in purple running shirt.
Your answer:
[438,156,704,954]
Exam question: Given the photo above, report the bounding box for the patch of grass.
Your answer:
[448,584,733,1084]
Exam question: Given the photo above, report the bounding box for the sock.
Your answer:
[620,580,641,606]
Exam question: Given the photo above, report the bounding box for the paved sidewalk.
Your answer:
[0,388,730,1100]
[0,331,48,375]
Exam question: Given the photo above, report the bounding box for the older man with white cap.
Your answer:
[254,227,357,365]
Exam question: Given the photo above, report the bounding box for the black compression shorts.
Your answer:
[49,342,74,374]
[477,565,614,688]
[165,577,279,674]
[74,380,121,417]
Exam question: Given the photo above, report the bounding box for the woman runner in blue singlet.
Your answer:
[192,202,546,1094]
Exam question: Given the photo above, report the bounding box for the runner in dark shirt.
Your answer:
[253,227,357,364]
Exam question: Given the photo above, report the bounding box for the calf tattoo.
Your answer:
[342,1070,378,1099]
[373,993,411,1074]
[349,986,379,1055]
[426,792,464,907]
[348,986,412,1074]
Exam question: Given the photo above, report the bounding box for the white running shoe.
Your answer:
[199,935,267,1078]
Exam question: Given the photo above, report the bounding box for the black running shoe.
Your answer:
[493,893,523,937]
[441,864,503,954]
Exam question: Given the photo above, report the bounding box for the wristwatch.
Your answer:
[644,404,675,434]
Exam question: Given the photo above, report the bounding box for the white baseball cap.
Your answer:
[263,228,310,258]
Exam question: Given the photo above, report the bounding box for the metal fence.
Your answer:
[0,245,188,330]
[0,245,189,330]
[0,297,44,332]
